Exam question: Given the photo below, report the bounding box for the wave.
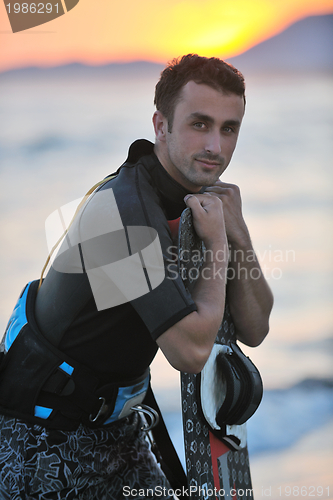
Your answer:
[158,377,333,463]
[246,377,333,456]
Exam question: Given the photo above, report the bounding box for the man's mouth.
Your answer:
[195,158,221,168]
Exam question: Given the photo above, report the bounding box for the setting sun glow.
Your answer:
[0,0,333,71]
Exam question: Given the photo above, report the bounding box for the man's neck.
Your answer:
[153,142,202,194]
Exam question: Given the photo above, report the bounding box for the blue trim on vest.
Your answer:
[34,406,53,419]
[32,375,149,424]
[4,282,32,352]
[103,375,150,425]
[59,361,74,376]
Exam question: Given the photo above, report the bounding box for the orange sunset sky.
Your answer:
[1,0,333,72]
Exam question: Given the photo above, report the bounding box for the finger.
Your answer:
[205,187,230,199]
[205,186,230,194]
[184,193,215,212]
[206,180,239,192]
[206,184,240,200]
[212,181,236,189]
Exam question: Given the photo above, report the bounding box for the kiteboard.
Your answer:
[178,207,260,500]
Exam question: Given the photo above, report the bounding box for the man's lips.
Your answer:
[195,158,221,168]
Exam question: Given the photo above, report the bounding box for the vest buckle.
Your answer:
[89,397,106,422]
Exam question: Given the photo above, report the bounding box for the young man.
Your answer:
[0,54,273,499]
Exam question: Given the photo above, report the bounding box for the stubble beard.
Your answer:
[177,155,226,190]
[166,135,225,190]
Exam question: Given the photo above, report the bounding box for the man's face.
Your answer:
[156,81,245,192]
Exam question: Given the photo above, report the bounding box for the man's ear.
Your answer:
[153,111,168,142]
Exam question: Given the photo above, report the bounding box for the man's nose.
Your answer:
[205,130,222,155]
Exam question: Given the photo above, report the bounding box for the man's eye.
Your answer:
[223,127,234,133]
[193,122,206,129]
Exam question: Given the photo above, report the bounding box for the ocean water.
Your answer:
[0,68,332,484]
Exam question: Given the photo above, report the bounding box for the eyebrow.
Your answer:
[188,112,241,128]
[188,112,214,124]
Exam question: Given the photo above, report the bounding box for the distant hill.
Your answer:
[0,60,164,78]
[227,14,333,72]
[1,14,332,77]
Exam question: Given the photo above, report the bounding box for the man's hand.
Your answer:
[205,181,250,247]
[184,192,227,249]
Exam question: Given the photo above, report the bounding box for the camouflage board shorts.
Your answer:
[0,413,173,499]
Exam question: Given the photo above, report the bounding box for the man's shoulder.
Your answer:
[123,139,155,166]
[101,139,156,186]
[102,139,157,190]
[95,142,163,227]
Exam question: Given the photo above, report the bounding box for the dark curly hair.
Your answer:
[154,54,246,132]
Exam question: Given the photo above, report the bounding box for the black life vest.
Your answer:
[0,280,149,431]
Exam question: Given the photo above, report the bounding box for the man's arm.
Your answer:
[206,181,273,347]
[156,193,229,374]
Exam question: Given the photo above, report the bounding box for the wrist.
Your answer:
[204,240,229,264]
[228,225,251,251]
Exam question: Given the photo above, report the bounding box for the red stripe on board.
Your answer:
[209,431,230,500]
[232,482,237,500]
